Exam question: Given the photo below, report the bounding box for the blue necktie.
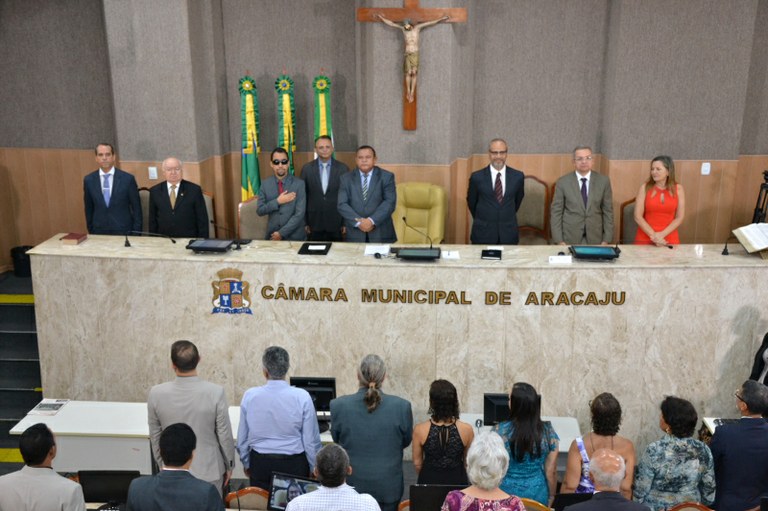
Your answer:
[103,174,111,206]
[321,163,329,194]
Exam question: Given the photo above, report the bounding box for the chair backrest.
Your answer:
[203,191,215,238]
[139,187,150,232]
[225,486,269,510]
[398,499,410,511]
[392,182,447,244]
[518,175,550,244]
[667,502,714,511]
[238,197,268,240]
[521,497,551,511]
[620,198,637,244]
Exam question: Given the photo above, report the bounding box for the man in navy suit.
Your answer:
[83,143,142,235]
[148,157,209,238]
[337,145,397,243]
[564,449,649,511]
[300,136,349,241]
[467,138,525,244]
[257,148,306,241]
[710,380,768,511]
[127,422,223,511]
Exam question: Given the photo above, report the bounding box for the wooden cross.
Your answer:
[357,0,467,130]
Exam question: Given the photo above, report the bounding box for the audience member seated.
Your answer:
[492,382,559,506]
[633,396,715,511]
[413,379,474,485]
[562,449,650,511]
[330,354,413,511]
[127,422,224,511]
[710,380,768,511]
[563,392,636,498]
[286,443,380,511]
[633,155,685,246]
[0,423,86,511]
[441,431,525,511]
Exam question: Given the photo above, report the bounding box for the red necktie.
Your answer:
[278,181,284,195]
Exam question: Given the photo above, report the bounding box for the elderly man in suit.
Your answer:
[83,142,142,235]
[337,145,397,243]
[257,147,306,241]
[127,423,224,511]
[564,449,649,511]
[551,146,614,245]
[467,138,525,244]
[147,340,235,497]
[148,157,209,238]
[301,136,349,242]
[0,423,86,511]
[710,380,768,511]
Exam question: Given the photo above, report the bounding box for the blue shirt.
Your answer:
[237,379,322,470]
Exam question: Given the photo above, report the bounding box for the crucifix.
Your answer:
[357,0,467,130]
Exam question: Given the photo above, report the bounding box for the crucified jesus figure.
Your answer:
[376,13,449,102]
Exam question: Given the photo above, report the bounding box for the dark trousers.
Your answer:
[308,230,342,242]
[248,451,309,490]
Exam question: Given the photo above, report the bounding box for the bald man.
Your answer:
[148,157,209,238]
[564,449,649,511]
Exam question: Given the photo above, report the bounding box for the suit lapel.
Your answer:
[571,174,587,212]
[173,180,186,209]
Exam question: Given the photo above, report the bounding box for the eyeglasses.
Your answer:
[734,391,745,402]
[574,156,593,162]
[272,159,289,165]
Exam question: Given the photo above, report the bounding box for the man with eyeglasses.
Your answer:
[550,146,613,245]
[257,148,307,241]
[709,380,768,511]
[148,157,209,238]
[467,138,525,244]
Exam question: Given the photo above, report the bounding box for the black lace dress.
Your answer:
[417,422,468,485]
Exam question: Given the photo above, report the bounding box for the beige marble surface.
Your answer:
[29,234,768,453]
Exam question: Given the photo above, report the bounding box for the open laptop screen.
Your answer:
[77,470,140,503]
[267,471,320,511]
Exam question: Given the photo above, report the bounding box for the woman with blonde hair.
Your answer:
[634,155,685,246]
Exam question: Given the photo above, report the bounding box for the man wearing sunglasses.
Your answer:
[257,148,307,241]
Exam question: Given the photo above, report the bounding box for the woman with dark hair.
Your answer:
[750,332,768,385]
[492,382,559,505]
[633,396,715,511]
[413,379,474,485]
[562,392,635,498]
[634,155,685,246]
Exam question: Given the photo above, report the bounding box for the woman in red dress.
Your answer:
[634,156,685,246]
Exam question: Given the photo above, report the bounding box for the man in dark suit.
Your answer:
[467,138,525,244]
[551,146,614,245]
[300,136,349,241]
[710,380,768,511]
[83,143,142,235]
[127,422,223,511]
[148,157,209,238]
[337,145,397,243]
[565,449,649,511]
[257,148,306,241]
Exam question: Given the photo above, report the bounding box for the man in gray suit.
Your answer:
[337,145,397,243]
[550,146,614,245]
[147,340,235,496]
[257,147,307,241]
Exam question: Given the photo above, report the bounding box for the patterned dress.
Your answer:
[441,490,526,511]
[633,435,715,511]
[418,422,469,485]
[493,421,559,504]
[574,437,595,493]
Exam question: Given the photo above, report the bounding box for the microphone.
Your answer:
[210,221,251,250]
[402,216,433,249]
[124,231,177,248]
[722,234,739,255]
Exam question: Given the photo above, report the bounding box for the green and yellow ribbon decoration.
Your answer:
[275,75,296,175]
[313,75,333,142]
[239,75,261,199]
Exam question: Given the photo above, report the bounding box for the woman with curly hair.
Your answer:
[562,392,636,498]
[413,379,474,485]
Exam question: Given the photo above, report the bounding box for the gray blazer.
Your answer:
[256,175,307,240]
[330,389,413,507]
[147,376,236,492]
[550,171,614,244]
[337,167,397,243]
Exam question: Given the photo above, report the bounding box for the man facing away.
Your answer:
[285,444,380,511]
[337,145,397,243]
[0,423,86,511]
[83,142,142,235]
[467,138,525,244]
[148,157,209,238]
[147,340,235,496]
[127,423,224,511]
[300,135,349,241]
[257,147,307,241]
[550,146,614,245]
[564,449,650,511]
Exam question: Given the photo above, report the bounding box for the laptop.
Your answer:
[267,472,321,511]
[77,470,140,507]
[551,492,593,511]
[409,484,465,511]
